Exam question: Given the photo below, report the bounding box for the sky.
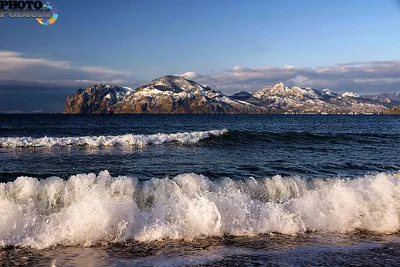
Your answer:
[1,0,400,111]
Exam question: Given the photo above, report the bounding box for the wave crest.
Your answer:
[1,171,400,248]
[0,129,228,148]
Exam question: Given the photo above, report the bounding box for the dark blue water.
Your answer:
[1,114,400,266]
[1,114,399,182]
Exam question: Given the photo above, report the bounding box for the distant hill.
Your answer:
[64,76,400,114]
[365,92,400,103]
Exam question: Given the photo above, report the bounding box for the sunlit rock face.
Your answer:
[64,76,267,114]
[64,77,399,114]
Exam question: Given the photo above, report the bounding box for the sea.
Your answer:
[1,114,400,266]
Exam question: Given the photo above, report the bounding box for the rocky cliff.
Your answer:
[64,76,400,114]
[64,76,267,114]
[63,84,134,114]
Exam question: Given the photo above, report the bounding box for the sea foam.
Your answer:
[0,129,227,148]
[1,171,400,249]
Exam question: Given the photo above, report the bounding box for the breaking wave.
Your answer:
[1,171,400,249]
[0,129,227,148]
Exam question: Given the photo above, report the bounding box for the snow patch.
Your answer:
[342,92,360,98]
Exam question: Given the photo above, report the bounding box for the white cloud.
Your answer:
[0,50,136,87]
[2,50,400,95]
[180,60,400,94]
[353,78,400,85]
[180,71,204,80]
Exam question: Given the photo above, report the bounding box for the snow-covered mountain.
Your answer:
[366,92,400,103]
[64,77,400,114]
[230,82,398,114]
[64,76,265,114]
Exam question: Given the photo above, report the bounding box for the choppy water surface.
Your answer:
[1,114,400,266]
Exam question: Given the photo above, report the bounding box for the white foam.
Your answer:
[1,171,400,249]
[0,129,227,148]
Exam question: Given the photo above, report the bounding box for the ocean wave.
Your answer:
[201,130,400,145]
[198,130,400,146]
[2,130,397,148]
[0,129,227,148]
[1,171,400,249]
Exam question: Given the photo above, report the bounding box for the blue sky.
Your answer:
[1,0,400,111]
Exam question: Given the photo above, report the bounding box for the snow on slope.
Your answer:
[64,78,395,114]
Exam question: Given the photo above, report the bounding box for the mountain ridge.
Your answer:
[64,75,400,114]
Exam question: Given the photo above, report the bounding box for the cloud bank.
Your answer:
[1,50,399,94]
[0,51,137,87]
[0,51,138,112]
[181,60,400,94]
